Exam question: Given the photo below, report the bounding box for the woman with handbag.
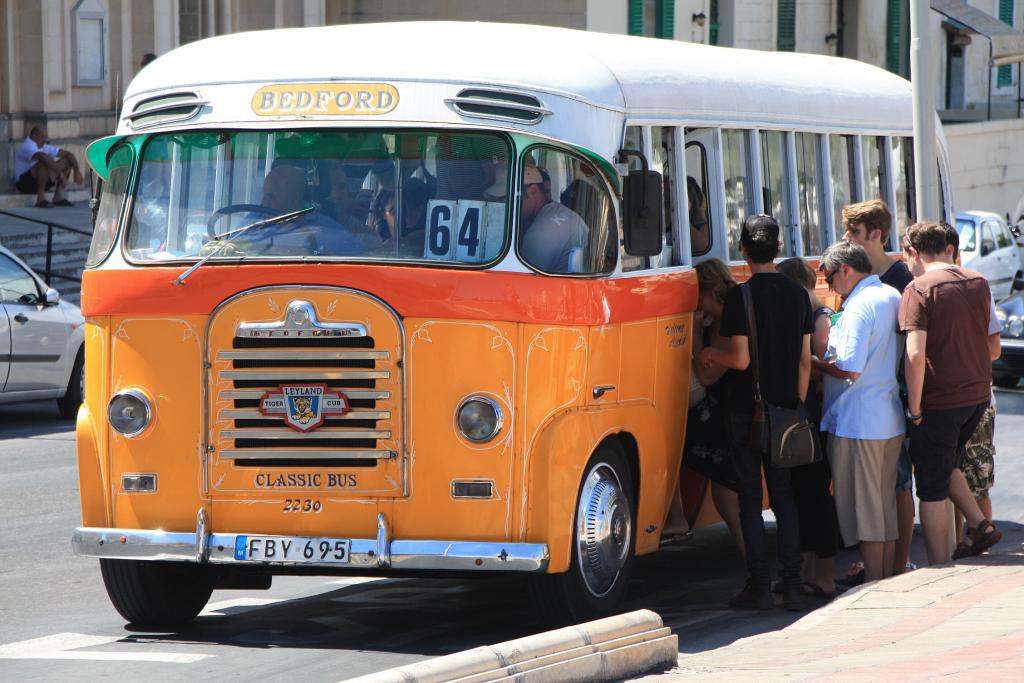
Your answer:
[778,258,841,598]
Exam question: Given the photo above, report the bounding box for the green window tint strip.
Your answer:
[710,0,719,45]
[886,0,901,74]
[657,0,675,39]
[629,0,644,35]
[998,0,1014,87]
[777,0,796,52]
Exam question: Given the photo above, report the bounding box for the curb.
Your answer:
[343,609,678,683]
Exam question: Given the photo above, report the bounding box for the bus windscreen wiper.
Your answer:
[173,206,314,286]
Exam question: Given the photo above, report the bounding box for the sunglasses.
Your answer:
[824,268,839,287]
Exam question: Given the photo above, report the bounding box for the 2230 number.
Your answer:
[283,498,322,513]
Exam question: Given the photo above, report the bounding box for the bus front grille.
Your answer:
[214,340,395,465]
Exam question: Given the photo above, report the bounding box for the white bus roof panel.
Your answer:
[125,22,913,134]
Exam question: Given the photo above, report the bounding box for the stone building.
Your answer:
[1,0,1021,214]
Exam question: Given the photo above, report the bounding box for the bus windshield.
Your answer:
[125,129,511,265]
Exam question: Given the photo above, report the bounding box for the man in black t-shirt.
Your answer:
[700,214,813,611]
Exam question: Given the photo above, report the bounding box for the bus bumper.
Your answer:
[72,513,549,573]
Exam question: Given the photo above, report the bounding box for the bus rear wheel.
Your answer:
[100,559,217,626]
[529,442,636,625]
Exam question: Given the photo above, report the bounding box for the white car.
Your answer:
[0,245,85,418]
[955,211,1024,301]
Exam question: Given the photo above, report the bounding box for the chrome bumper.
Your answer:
[71,513,549,573]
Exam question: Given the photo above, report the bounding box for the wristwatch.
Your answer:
[905,408,922,422]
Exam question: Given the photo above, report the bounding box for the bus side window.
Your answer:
[794,132,825,256]
[829,134,856,243]
[621,126,646,272]
[650,126,678,267]
[722,129,753,261]
[938,155,951,224]
[892,136,916,247]
[684,141,712,257]
[759,130,793,256]
[861,135,885,203]
[519,146,616,276]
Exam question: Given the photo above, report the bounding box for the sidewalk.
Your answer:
[632,544,1024,681]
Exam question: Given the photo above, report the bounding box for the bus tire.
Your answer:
[100,559,217,626]
[57,347,84,420]
[529,441,635,625]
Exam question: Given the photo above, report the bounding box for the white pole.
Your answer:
[911,0,957,560]
[910,0,940,221]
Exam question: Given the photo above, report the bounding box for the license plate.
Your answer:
[234,535,351,563]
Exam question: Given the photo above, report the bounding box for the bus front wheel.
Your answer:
[529,442,636,624]
[100,559,217,626]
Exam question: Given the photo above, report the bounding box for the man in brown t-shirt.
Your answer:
[899,222,1002,565]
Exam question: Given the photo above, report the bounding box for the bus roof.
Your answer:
[126,22,913,132]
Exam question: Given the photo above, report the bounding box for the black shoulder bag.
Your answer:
[741,283,820,468]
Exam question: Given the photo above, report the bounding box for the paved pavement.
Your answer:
[631,543,1024,682]
[626,388,1024,682]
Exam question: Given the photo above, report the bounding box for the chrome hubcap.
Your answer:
[575,463,631,597]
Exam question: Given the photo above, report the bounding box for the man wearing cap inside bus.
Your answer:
[517,162,588,274]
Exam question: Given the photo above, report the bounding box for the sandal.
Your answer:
[53,198,73,207]
[836,561,865,588]
[35,200,52,208]
[952,519,1002,560]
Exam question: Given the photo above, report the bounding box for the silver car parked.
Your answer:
[955,211,1024,301]
[0,245,85,418]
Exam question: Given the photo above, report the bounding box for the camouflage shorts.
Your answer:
[958,405,996,499]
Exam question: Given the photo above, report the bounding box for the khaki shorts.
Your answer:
[828,434,903,544]
[959,405,996,499]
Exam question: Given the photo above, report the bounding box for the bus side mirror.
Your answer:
[618,150,663,257]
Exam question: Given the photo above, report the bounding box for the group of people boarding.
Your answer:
[688,199,1002,612]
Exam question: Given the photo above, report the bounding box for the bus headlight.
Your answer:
[107,390,153,437]
[456,395,503,443]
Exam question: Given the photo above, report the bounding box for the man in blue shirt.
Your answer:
[818,241,904,584]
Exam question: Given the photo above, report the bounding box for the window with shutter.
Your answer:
[710,0,719,45]
[886,0,902,74]
[998,0,1014,87]
[629,0,674,39]
[629,0,644,35]
[777,0,796,52]
[657,0,675,39]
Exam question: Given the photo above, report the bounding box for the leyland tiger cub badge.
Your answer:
[258,384,349,432]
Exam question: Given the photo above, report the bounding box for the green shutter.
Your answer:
[657,0,675,39]
[886,0,902,74]
[709,0,719,45]
[777,0,796,52]
[998,0,1014,87]
[629,0,644,36]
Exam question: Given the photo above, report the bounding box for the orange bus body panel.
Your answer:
[79,265,705,571]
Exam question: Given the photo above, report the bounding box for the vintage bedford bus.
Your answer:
[73,22,953,626]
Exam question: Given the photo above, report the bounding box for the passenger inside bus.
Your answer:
[519,162,588,274]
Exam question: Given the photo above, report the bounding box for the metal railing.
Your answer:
[0,208,92,284]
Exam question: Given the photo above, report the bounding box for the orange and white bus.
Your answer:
[73,22,953,626]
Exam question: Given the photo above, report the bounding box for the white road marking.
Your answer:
[0,632,211,663]
[200,597,282,615]
[326,576,389,586]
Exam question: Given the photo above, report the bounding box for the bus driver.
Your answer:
[519,163,588,274]
[245,164,363,256]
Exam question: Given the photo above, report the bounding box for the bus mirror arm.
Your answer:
[618,149,663,257]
